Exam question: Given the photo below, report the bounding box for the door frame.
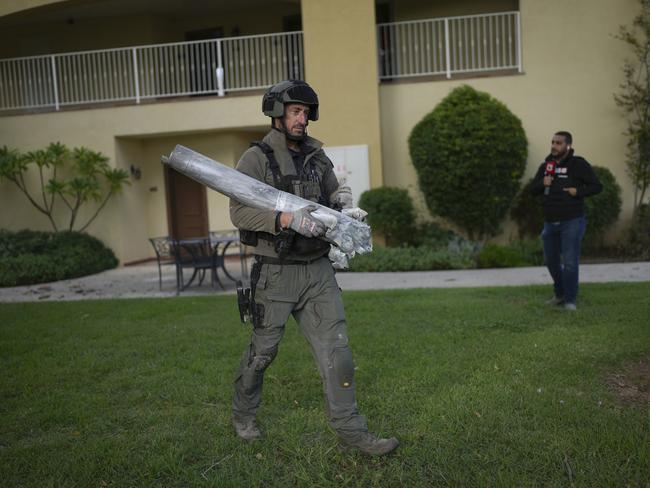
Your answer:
[164,166,209,239]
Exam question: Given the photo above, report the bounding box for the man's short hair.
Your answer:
[555,131,573,145]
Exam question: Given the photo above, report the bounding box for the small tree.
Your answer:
[0,143,129,232]
[615,0,650,214]
[408,85,528,241]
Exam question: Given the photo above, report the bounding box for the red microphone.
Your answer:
[544,160,556,195]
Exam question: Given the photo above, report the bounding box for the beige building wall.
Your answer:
[114,130,265,263]
[300,0,384,188]
[0,0,641,261]
[0,15,158,58]
[391,0,518,21]
[0,3,300,59]
[0,94,267,263]
[379,0,637,241]
[0,0,63,17]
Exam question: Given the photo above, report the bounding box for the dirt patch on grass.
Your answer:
[605,357,650,409]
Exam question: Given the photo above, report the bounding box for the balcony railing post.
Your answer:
[516,12,522,73]
[216,39,225,96]
[444,18,451,79]
[132,48,140,103]
[50,55,60,110]
[376,25,382,80]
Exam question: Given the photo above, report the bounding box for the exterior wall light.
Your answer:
[130,165,142,180]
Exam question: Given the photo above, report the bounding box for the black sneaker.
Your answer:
[339,432,399,456]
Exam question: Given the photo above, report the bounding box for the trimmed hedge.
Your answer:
[410,221,461,248]
[584,166,622,246]
[0,230,118,286]
[476,240,543,268]
[348,238,543,272]
[409,85,528,240]
[358,187,416,246]
[348,244,475,272]
[510,178,544,239]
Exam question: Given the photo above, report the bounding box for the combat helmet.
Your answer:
[262,80,319,121]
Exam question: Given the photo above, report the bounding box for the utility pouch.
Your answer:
[292,234,331,256]
[274,229,296,261]
[240,230,258,246]
[236,261,263,326]
[253,303,265,329]
[236,280,251,323]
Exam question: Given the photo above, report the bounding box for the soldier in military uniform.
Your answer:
[229,80,398,456]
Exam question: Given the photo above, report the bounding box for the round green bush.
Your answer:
[408,85,528,240]
[510,166,622,248]
[584,166,622,246]
[0,230,118,286]
[358,187,415,246]
[510,178,544,239]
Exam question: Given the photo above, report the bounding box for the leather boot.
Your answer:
[232,417,263,441]
[339,432,399,456]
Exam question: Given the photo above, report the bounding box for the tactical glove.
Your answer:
[290,205,327,238]
[342,206,368,222]
[330,185,353,209]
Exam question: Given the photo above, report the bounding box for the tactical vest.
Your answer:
[240,141,331,259]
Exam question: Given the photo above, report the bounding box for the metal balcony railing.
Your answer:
[377,11,521,79]
[0,11,522,114]
[0,31,304,112]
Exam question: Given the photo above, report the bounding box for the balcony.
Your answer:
[0,31,304,112]
[377,11,521,79]
[0,11,521,114]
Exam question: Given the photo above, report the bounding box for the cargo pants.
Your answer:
[232,257,368,438]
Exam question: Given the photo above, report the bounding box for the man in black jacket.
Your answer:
[531,131,602,310]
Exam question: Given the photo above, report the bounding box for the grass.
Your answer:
[1,283,649,487]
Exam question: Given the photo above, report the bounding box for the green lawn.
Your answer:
[1,283,649,487]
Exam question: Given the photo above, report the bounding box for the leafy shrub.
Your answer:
[348,244,475,272]
[408,85,527,240]
[0,230,118,286]
[584,166,623,247]
[358,187,415,246]
[0,143,129,232]
[510,178,544,239]
[476,245,526,268]
[409,221,460,248]
[510,166,622,249]
[476,240,543,268]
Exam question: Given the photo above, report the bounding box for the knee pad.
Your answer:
[250,346,278,372]
[331,346,355,388]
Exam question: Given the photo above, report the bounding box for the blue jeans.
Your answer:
[541,216,587,305]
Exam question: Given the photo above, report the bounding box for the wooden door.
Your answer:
[166,167,209,239]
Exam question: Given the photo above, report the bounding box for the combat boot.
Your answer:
[232,417,263,441]
[339,432,399,456]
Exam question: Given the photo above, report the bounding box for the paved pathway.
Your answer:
[1,261,649,303]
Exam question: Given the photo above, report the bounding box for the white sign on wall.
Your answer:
[322,144,370,204]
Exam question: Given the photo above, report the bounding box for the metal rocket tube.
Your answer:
[161,144,372,257]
